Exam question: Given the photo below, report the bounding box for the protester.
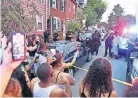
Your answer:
[0,42,22,97]
[91,30,101,56]
[33,41,48,74]
[30,50,78,96]
[11,52,33,97]
[50,50,78,85]
[3,78,22,97]
[44,30,50,43]
[104,31,114,57]
[124,77,138,97]
[79,58,117,97]
[66,31,72,41]
[27,35,40,57]
[53,32,59,41]
[31,63,69,97]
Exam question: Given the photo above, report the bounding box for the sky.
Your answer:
[101,0,138,22]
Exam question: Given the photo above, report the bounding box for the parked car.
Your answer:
[126,51,138,83]
[117,35,128,56]
[48,41,92,76]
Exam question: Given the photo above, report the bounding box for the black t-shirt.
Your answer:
[11,62,33,97]
[27,42,37,57]
[53,33,59,41]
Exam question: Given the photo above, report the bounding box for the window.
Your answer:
[60,0,65,11]
[52,17,61,31]
[51,0,57,9]
[36,15,43,30]
[68,0,71,11]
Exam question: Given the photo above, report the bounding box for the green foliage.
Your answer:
[107,4,124,29]
[108,4,136,30]
[1,0,38,35]
[65,19,81,33]
[113,4,124,16]
[100,22,108,31]
[84,0,107,27]
[76,8,85,22]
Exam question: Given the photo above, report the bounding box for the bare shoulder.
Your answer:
[30,77,39,92]
[31,77,39,84]
[51,86,69,97]
[111,90,118,97]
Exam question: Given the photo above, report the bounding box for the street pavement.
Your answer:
[71,37,128,97]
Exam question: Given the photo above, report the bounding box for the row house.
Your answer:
[47,0,78,39]
[20,0,79,38]
[20,0,48,34]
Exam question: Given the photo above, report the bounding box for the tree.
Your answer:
[1,0,38,35]
[76,8,85,25]
[107,4,124,30]
[65,19,81,33]
[84,0,107,28]
[108,4,136,35]
[113,4,124,16]
[100,22,108,31]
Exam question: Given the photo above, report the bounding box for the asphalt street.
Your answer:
[71,37,128,97]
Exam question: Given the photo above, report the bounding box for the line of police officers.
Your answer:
[43,29,138,59]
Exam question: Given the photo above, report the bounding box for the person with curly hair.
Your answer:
[79,58,117,97]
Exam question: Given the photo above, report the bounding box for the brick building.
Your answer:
[20,0,49,34]
[47,0,78,39]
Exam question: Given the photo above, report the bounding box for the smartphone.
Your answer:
[11,32,26,61]
[50,48,56,55]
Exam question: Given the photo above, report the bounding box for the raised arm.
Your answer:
[0,43,22,97]
[63,50,79,68]
[26,44,37,52]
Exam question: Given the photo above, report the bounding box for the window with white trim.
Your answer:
[68,0,71,11]
[36,15,43,30]
[60,0,65,11]
[52,17,61,31]
[52,0,57,8]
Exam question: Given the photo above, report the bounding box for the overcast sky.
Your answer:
[101,0,138,22]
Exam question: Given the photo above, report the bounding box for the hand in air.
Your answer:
[2,42,22,70]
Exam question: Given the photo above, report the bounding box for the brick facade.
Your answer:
[49,0,77,39]
[20,0,48,35]
[66,0,77,20]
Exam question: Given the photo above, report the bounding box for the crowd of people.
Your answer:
[1,31,138,97]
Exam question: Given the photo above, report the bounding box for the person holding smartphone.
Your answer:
[0,42,23,97]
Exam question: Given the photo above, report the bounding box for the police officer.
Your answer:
[104,31,114,57]
[44,30,50,43]
[91,30,101,55]
[66,31,72,41]
[53,31,59,41]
